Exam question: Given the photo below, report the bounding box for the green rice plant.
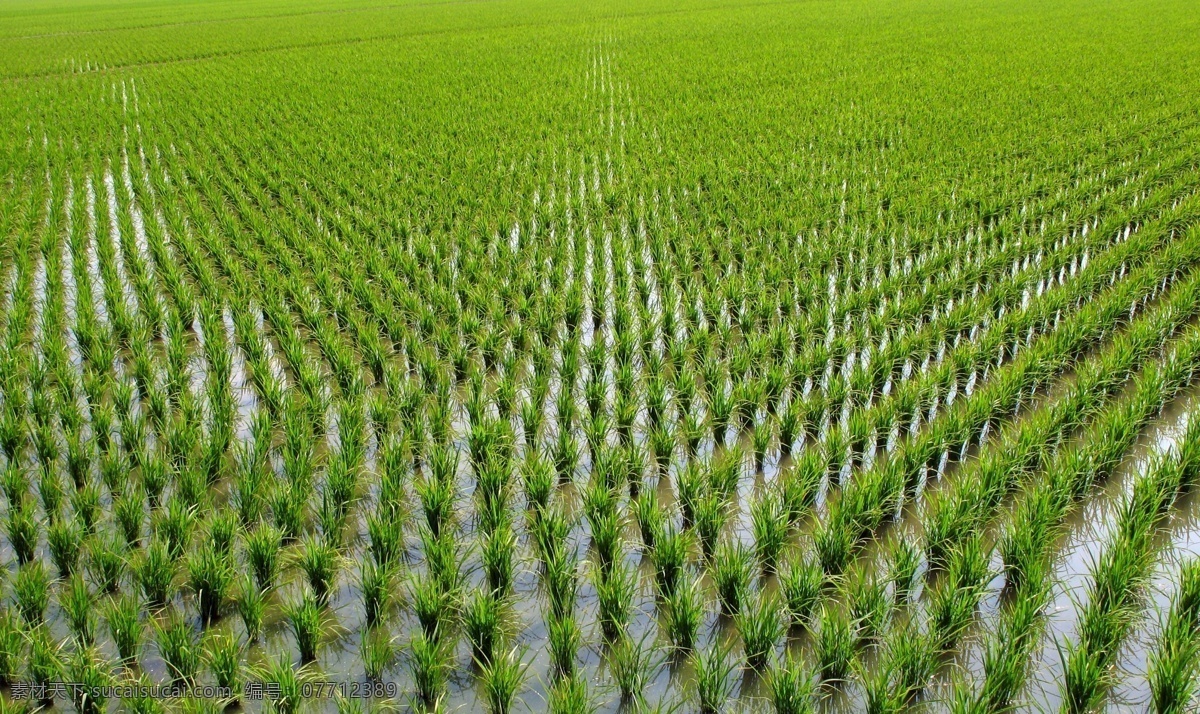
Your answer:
[188,541,232,625]
[881,620,937,705]
[235,574,266,642]
[661,573,704,653]
[114,487,145,545]
[269,483,307,543]
[367,511,405,568]
[286,593,325,663]
[767,650,815,714]
[887,538,920,604]
[780,554,825,628]
[136,539,177,608]
[464,588,504,665]
[88,531,125,594]
[482,519,517,595]
[543,544,580,620]
[420,524,466,596]
[693,493,728,561]
[407,630,452,712]
[258,652,307,714]
[410,570,453,638]
[246,523,283,592]
[361,627,397,681]
[0,609,23,684]
[26,625,63,706]
[6,501,38,564]
[815,606,854,683]
[1148,560,1200,714]
[846,571,890,646]
[61,573,97,645]
[633,490,663,550]
[156,610,201,684]
[752,421,773,472]
[47,516,83,576]
[296,534,341,605]
[547,673,593,714]
[594,560,637,641]
[478,644,531,714]
[521,452,554,512]
[607,631,663,705]
[204,631,242,698]
[64,645,107,714]
[589,509,623,572]
[738,590,784,670]
[547,610,581,678]
[651,519,689,597]
[157,496,198,559]
[105,593,144,663]
[37,465,64,521]
[751,490,788,574]
[14,561,50,625]
[71,482,102,533]
[361,560,395,629]
[692,640,736,714]
[713,539,753,615]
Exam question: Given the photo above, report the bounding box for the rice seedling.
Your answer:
[594,559,637,640]
[816,606,855,684]
[204,631,243,698]
[692,640,737,714]
[245,523,283,592]
[69,646,111,714]
[464,588,505,665]
[713,540,754,615]
[0,610,24,684]
[477,644,532,714]
[188,541,232,625]
[361,627,397,681]
[738,590,784,670]
[87,531,125,594]
[14,561,50,625]
[780,554,824,629]
[258,653,307,714]
[236,574,266,642]
[482,519,518,595]
[296,533,341,605]
[608,631,664,706]
[651,519,690,598]
[156,610,201,684]
[407,630,452,712]
[767,650,816,714]
[752,491,789,574]
[286,593,325,663]
[61,573,97,645]
[135,539,178,608]
[360,560,395,629]
[47,517,83,576]
[547,673,593,714]
[661,573,704,653]
[1148,559,1200,714]
[547,610,582,677]
[543,545,581,621]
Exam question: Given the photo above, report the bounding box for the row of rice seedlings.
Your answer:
[864,292,1200,709]
[922,267,1200,572]
[1146,559,1200,714]
[1054,412,1200,713]
[810,196,1200,576]
[949,330,1200,712]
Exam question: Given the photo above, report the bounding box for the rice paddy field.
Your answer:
[2,0,1200,711]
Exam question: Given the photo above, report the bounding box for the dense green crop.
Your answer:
[2,0,1200,711]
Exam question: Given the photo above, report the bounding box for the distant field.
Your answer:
[2,0,1200,712]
